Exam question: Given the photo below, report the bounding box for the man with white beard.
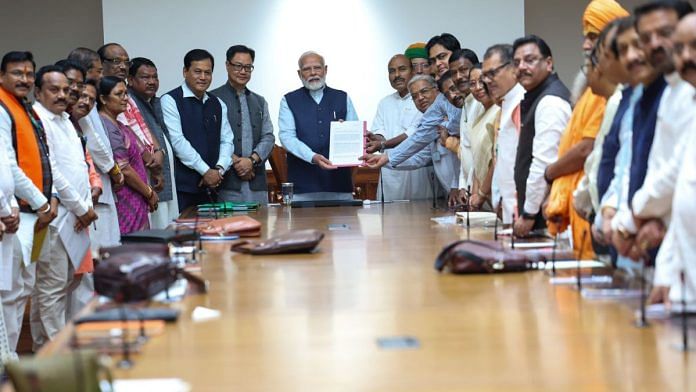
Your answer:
[278,51,358,201]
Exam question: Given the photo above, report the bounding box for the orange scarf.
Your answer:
[0,87,45,194]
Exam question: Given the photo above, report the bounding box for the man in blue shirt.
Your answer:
[278,51,358,202]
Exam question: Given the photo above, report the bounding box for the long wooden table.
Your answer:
[44,202,696,390]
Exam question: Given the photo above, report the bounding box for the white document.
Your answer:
[113,379,191,392]
[0,234,14,291]
[329,120,365,167]
[57,212,91,270]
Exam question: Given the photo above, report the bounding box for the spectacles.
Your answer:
[111,91,128,99]
[482,61,511,81]
[103,57,131,67]
[412,86,434,99]
[412,62,429,70]
[512,56,545,68]
[301,65,324,73]
[229,62,254,73]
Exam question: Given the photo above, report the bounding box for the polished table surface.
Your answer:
[52,202,696,390]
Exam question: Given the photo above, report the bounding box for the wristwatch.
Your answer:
[249,154,261,167]
[521,212,537,220]
[216,165,225,177]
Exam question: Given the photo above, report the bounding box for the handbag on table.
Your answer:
[231,230,324,255]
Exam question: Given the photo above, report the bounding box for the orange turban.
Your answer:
[582,0,630,36]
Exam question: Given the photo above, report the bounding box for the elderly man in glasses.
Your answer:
[481,43,526,226]
[211,45,275,204]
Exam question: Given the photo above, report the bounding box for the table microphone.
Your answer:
[635,252,650,328]
[681,271,689,350]
[511,214,515,250]
[466,186,471,239]
[494,197,502,242]
[576,229,588,291]
[551,230,558,276]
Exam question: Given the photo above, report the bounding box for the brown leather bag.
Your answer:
[435,240,533,274]
[231,229,324,255]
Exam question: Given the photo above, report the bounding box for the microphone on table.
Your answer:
[576,229,588,292]
[681,271,689,350]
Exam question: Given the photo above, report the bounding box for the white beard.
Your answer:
[302,77,325,91]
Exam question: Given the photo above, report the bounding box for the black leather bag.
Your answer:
[94,253,178,303]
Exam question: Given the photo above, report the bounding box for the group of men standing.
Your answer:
[358,0,696,309]
[1,0,696,362]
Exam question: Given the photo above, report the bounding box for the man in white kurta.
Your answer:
[32,68,97,348]
[371,55,433,201]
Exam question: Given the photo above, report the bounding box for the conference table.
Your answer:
[41,201,696,391]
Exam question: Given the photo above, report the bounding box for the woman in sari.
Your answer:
[467,64,501,211]
[98,76,157,234]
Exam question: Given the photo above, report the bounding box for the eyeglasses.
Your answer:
[111,91,128,99]
[512,56,545,68]
[412,86,434,99]
[229,62,254,73]
[482,61,511,82]
[301,65,324,73]
[412,62,429,71]
[103,57,131,67]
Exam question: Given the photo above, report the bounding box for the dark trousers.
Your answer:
[177,191,216,213]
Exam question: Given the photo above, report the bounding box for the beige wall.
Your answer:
[0,0,103,69]
[524,0,695,88]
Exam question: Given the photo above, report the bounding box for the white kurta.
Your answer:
[372,92,433,201]
[492,83,526,223]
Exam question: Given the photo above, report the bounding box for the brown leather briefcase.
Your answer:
[434,240,533,274]
[231,229,324,255]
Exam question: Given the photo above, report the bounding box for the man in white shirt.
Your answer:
[161,49,234,211]
[67,47,123,249]
[611,2,695,259]
[31,65,97,348]
[482,44,526,224]
[367,54,432,201]
[511,35,572,236]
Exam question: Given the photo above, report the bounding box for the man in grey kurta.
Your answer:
[211,45,274,204]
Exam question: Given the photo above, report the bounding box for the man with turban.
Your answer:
[405,43,432,77]
[544,0,628,258]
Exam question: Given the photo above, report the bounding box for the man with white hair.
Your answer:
[278,51,358,201]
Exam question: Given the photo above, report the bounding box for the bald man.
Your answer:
[278,51,359,201]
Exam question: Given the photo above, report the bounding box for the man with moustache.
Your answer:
[611,1,695,261]
[162,49,234,210]
[426,33,461,79]
[0,51,53,355]
[32,65,97,347]
[362,67,464,206]
[596,17,654,271]
[404,43,432,76]
[278,51,358,201]
[68,46,123,249]
[127,58,178,226]
[544,0,627,258]
[366,54,432,201]
[481,44,526,225]
[446,49,483,196]
[641,12,696,308]
[510,35,571,237]
[55,60,103,207]
[390,72,462,195]
[211,45,275,205]
[103,44,167,209]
